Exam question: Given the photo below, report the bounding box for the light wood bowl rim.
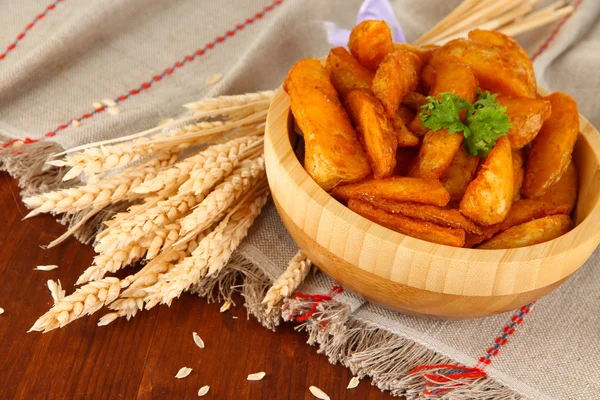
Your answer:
[264,86,600,298]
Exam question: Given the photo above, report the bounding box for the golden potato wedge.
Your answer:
[430,62,478,103]
[522,92,579,198]
[422,38,536,98]
[372,50,421,118]
[345,90,397,178]
[459,135,514,225]
[534,161,578,214]
[408,129,464,180]
[326,47,374,100]
[348,20,394,72]
[397,105,415,124]
[468,29,536,96]
[332,176,450,207]
[392,43,438,71]
[478,214,572,249]
[392,113,420,147]
[407,115,430,136]
[284,58,371,190]
[393,147,419,176]
[362,198,482,235]
[440,146,480,205]
[512,149,525,201]
[402,92,428,112]
[497,96,552,149]
[464,232,486,248]
[348,199,465,247]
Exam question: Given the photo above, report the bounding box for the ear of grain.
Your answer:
[262,250,312,313]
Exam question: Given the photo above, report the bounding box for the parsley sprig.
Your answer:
[419,89,511,157]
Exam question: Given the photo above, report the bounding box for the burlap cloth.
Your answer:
[1,1,599,398]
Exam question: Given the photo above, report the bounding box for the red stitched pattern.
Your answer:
[290,285,344,322]
[0,0,65,62]
[531,0,583,61]
[1,0,283,150]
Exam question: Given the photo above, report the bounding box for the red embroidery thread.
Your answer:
[531,0,583,61]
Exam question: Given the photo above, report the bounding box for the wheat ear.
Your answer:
[183,91,274,112]
[178,156,265,242]
[262,250,312,313]
[29,277,122,333]
[143,191,269,308]
[135,136,259,195]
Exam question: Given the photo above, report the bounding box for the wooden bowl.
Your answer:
[264,87,600,319]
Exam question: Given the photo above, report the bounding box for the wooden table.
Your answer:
[0,173,392,400]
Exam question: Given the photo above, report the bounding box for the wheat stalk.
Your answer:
[178,156,265,242]
[30,277,122,333]
[144,191,269,308]
[183,91,274,112]
[23,157,172,219]
[262,250,312,313]
[135,136,259,195]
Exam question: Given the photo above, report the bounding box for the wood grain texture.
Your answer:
[265,87,600,318]
[0,174,392,400]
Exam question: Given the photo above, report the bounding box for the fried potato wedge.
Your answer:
[392,43,438,71]
[345,90,397,178]
[348,20,394,72]
[497,96,552,149]
[440,146,480,205]
[408,130,463,180]
[397,105,415,124]
[534,161,578,214]
[402,91,428,111]
[393,147,419,176]
[392,113,420,147]
[522,92,579,198]
[468,29,536,96]
[362,198,482,235]
[326,47,374,100]
[284,58,371,190]
[332,177,450,207]
[372,50,421,118]
[348,199,465,247]
[430,62,478,103]
[459,136,514,225]
[422,38,536,98]
[512,149,525,201]
[478,214,572,249]
[481,198,572,241]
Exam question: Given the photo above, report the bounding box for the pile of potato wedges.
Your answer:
[283,20,579,249]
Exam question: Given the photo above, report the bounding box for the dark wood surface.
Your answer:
[0,173,393,400]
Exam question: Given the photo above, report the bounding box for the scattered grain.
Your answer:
[193,332,205,349]
[93,102,103,110]
[347,377,360,389]
[101,98,117,107]
[107,106,120,115]
[12,141,24,148]
[219,300,231,313]
[206,73,223,85]
[34,265,59,271]
[175,367,193,379]
[247,372,266,381]
[198,385,210,396]
[0,307,4,315]
[309,386,330,400]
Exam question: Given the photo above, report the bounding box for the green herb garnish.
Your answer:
[419,89,511,157]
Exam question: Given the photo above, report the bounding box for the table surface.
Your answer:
[0,173,394,400]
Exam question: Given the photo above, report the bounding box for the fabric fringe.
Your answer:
[281,298,523,400]
[0,142,71,196]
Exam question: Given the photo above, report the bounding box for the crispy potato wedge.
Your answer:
[345,90,397,178]
[512,149,525,201]
[362,198,482,235]
[468,29,536,96]
[478,214,571,249]
[408,129,463,180]
[392,113,420,147]
[392,43,438,71]
[459,136,514,225]
[464,232,486,248]
[348,199,465,247]
[284,58,371,190]
[522,92,579,198]
[402,91,428,112]
[397,105,415,124]
[326,47,374,101]
[332,176,450,207]
[440,146,480,205]
[534,161,578,214]
[372,50,421,118]
[348,20,394,72]
[422,38,536,98]
[430,62,478,103]
[393,147,419,176]
[481,198,572,241]
[497,96,552,149]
